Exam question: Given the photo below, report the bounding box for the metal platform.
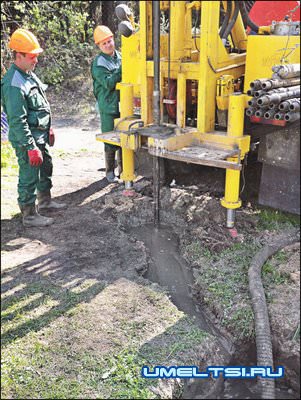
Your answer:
[96,132,121,145]
[96,130,242,170]
[148,144,242,170]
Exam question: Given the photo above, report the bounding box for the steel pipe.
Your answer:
[285,111,300,122]
[261,77,300,90]
[246,107,256,116]
[257,87,300,106]
[264,109,277,119]
[274,112,285,120]
[272,64,300,79]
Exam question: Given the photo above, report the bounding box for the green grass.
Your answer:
[189,234,298,340]
[184,203,299,341]
[1,142,19,218]
[1,275,208,399]
[140,316,209,364]
[262,251,291,287]
[257,208,300,231]
[1,279,105,399]
[187,238,260,340]
[1,142,18,170]
[223,306,254,339]
[2,344,156,399]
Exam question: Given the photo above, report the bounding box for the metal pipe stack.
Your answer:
[246,64,300,122]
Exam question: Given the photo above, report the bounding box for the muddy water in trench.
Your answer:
[129,224,296,399]
[130,224,211,332]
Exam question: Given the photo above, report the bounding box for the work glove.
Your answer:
[28,148,43,167]
[49,127,55,147]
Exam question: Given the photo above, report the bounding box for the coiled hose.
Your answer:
[248,228,300,399]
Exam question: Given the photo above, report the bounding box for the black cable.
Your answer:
[222,1,239,39]
[128,120,144,131]
[238,1,259,34]
[220,0,232,38]
[244,0,255,14]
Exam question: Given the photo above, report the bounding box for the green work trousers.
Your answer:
[14,145,53,206]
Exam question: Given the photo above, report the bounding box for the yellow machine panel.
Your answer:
[244,35,300,91]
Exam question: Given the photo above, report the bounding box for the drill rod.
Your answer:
[153,155,160,226]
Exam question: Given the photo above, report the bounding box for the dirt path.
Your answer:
[1,118,300,399]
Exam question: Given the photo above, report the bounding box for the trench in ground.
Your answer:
[128,224,297,399]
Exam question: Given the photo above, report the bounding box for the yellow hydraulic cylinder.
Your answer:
[121,147,135,185]
[118,83,135,187]
[221,94,245,228]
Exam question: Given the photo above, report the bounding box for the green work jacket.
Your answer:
[1,64,51,150]
[91,50,121,115]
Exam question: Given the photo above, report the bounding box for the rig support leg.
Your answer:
[119,83,135,189]
[221,94,245,228]
[121,148,135,189]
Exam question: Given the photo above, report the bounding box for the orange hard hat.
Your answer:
[9,28,43,54]
[94,25,113,44]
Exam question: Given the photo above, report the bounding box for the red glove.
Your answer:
[28,148,43,166]
[49,127,55,146]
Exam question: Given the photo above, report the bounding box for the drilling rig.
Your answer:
[96,1,300,227]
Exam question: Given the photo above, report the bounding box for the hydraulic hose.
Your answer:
[248,229,299,399]
[222,1,239,40]
[238,1,259,33]
[244,1,255,13]
[220,1,232,38]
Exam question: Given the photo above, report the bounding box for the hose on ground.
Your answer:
[248,228,300,399]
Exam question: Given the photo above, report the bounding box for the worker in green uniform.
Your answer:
[1,28,66,227]
[91,25,122,183]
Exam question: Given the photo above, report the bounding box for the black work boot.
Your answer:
[20,203,54,227]
[37,190,67,211]
[105,150,118,183]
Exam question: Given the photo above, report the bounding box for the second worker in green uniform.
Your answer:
[91,25,122,183]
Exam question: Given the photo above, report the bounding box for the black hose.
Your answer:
[238,1,259,33]
[248,229,299,399]
[244,0,256,13]
[222,1,239,39]
[219,0,232,38]
[128,120,144,131]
